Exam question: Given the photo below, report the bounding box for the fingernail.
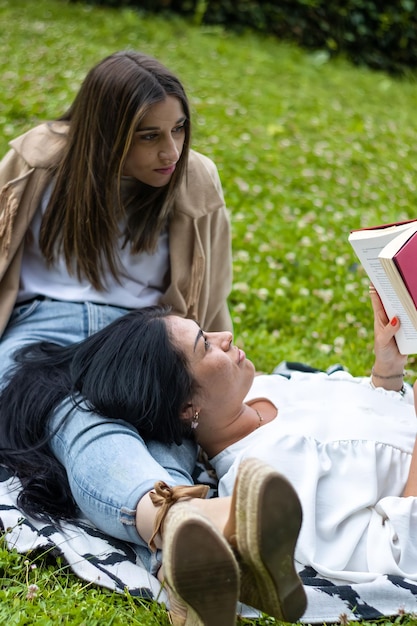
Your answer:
[391,316,398,326]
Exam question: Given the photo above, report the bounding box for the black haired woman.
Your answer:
[0,306,306,626]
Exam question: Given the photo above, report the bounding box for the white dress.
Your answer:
[210,371,417,583]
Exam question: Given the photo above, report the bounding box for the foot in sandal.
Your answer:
[162,502,240,626]
[225,457,307,623]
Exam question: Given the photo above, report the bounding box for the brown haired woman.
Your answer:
[0,51,238,625]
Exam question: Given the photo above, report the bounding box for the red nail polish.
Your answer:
[391,316,398,326]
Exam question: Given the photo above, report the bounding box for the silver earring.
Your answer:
[191,410,199,430]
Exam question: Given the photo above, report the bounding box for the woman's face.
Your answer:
[166,316,255,414]
[123,95,186,186]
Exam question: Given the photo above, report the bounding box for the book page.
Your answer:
[349,235,417,354]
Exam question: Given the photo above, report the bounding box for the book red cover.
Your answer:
[394,231,417,309]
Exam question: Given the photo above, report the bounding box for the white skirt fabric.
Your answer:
[211,371,417,583]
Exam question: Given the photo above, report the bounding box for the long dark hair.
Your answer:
[39,50,191,290]
[0,307,196,522]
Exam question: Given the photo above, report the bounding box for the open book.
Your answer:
[348,219,417,355]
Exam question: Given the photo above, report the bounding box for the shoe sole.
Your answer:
[236,458,307,622]
[164,509,239,626]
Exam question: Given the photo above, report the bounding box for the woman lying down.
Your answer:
[0,285,416,625]
[174,285,417,583]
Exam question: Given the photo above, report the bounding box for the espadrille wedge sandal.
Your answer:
[229,458,307,623]
[162,503,240,626]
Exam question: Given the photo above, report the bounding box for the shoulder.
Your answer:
[188,150,218,175]
[174,150,225,218]
[9,121,68,168]
[187,150,223,195]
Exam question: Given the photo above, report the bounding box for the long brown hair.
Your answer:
[39,51,191,290]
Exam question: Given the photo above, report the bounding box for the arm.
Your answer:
[205,204,233,332]
[369,285,407,392]
[163,151,233,332]
[197,153,233,332]
[370,286,417,496]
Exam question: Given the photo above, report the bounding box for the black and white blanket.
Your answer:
[2,465,417,623]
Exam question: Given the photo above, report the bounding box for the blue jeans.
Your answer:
[0,299,198,571]
[0,298,130,384]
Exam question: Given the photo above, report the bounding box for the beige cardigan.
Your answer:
[0,123,233,335]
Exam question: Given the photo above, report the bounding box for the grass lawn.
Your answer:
[1,0,417,623]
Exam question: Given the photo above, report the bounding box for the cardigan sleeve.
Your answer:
[163,151,233,331]
[204,199,233,331]
[196,153,232,331]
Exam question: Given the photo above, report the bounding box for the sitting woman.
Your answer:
[0,307,306,626]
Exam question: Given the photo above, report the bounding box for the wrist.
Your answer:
[370,376,407,396]
[371,366,405,379]
[371,365,405,392]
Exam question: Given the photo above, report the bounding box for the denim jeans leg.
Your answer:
[0,299,129,388]
[1,299,200,572]
[48,398,198,570]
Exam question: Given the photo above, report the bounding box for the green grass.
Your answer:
[1,0,417,623]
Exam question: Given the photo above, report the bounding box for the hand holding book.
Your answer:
[349,219,417,355]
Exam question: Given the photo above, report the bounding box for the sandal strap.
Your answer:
[148,481,209,551]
